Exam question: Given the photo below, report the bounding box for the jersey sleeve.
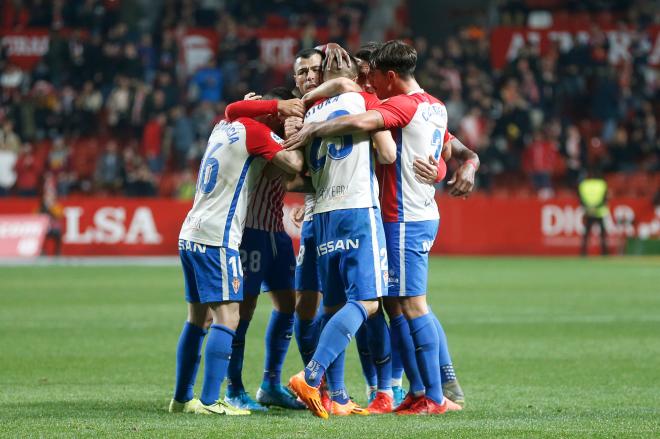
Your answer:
[444,129,455,144]
[359,92,382,111]
[435,158,447,183]
[225,99,278,122]
[241,118,284,161]
[372,95,417,129]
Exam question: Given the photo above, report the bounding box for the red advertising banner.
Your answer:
[0,214,49,257]
[490,25,660,69]
[1,195,657,256]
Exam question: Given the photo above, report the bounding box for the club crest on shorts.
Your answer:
[232,277,240,294]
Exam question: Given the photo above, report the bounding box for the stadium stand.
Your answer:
[0,0,657,199]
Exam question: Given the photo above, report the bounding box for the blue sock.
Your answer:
[429,310,456,383]
[391,342,404,382]
[390,314,424,394]
[355,323,377,387]
[408,314,443,404]
[173,322,207,402]
[366,312,392,392]
[326,349,349,404]
[294,313,322,365]
[304,301,368,387]
[262,310,294,387]
[226,319,250,394]
[200,324,235,405]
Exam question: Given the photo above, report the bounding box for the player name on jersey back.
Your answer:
[304,92,380,215]
[179,119,269,248]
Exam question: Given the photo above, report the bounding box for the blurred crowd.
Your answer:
[0,0,658,200]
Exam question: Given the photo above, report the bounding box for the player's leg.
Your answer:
[193,245,250,415]
[171,247,208,412]
[289,209,381,418]
[355,323,378,401]
[383,223,425,407]
[428,305,465,406]
[293,220,323,365]
[364,306,393,409]
[395,221,461,415]
[224,229,267,411]
[598,217,608,255]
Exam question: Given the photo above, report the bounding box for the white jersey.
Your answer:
[179,118,284,248]
[303,194,315,222]
[374,90,448,223]
[304,92,381,215]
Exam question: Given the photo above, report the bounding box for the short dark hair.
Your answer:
[370,40,417,77]
[264,87,295,100]
[355,42,382,63]
[294,48,325,61]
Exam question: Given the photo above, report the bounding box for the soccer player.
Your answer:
[299,41,466,411]
[168,90,304,415]
[216,89,306,411]
[287,55,397,419]
[285,40,478,415]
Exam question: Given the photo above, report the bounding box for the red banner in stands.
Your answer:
[490,25,660,69]
[1,195,657,256]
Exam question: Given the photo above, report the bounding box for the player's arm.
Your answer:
[245,120,305,174]
[284,110,385,150]
[413,130,455,185]
[285,173,315,193]
[301,77,362,107]
[446,137,480,197]
[225,99,304,121]
[371,130,396,164]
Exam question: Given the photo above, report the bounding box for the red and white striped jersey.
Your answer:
[373,90,450,223]
[244,173,285,232]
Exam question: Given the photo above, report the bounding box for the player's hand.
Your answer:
[447,162,476,197]
[284,123,316,150]
[244,91,262,100]
[324,43,351,70]
[413,155,439,185]
[284,116,303,138]
[290,206,305,228]
[277,98,305,119]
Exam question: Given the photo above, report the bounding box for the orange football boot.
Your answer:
[288,371,328,419]
[330,399,369,416]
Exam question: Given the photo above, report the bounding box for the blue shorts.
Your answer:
[179,239,243,303]
[313,207,388,308]
[240,228,295,295]
[295,220,322,292]
[383,220,439,297]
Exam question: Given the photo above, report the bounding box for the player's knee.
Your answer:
[271,289,296,314]
[209,301,240,331]
[359,299,380,317]
[383,297,402,319]
[187,302,210,328]
[239,295,258,321]
[399,296,428,319]
[295,291,320,320]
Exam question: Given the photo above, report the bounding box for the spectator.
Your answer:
[13,142,41,197]
[190,59,223,103]
[142,113,167,173]
[170,106,195,170]
[0,141,17,196]
[95,140,124,194]
[523,130,559,198]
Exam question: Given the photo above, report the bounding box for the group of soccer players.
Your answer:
[169,39,479,418]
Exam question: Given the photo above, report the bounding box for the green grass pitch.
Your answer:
[1,257,659,438]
